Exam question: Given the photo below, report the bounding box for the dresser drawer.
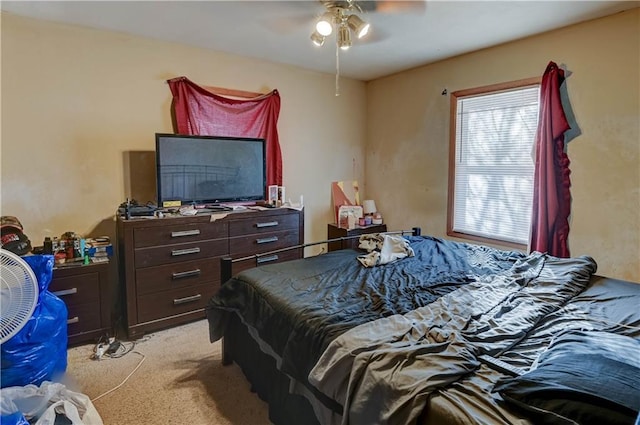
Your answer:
[229,229,301,257]
[66,302,101,336]
[231,248,301,276]
[51,262,111,345]
[135,258,220,296]
[136,282,219,323]
[49,271,100,306]
[229,213,299,237]
[134,239,228,268]
[133,221,228,248]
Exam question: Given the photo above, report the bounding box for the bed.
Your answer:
[206,230,640,425]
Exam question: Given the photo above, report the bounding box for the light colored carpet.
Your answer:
[63,319,271,425]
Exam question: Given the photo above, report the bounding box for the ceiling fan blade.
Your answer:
[357,28,389,44]
[263,12,318,35]
[357,0,426,14]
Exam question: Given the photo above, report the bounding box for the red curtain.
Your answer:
[529,62,572,257]
[167,76,282,186]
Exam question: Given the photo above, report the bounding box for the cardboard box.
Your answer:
[87,244,113,257]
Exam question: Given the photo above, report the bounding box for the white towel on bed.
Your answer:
[357,233,414,267]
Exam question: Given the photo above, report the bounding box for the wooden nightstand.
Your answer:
[50,261,111,346]
[327,223,388,252]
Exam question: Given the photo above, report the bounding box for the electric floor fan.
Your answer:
[0,248,38,344]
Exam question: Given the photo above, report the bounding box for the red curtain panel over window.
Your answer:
[167,76,282,186]
[529,62,572,258]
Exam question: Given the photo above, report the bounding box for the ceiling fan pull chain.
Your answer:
[335,41,340,96]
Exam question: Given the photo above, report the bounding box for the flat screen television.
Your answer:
[155,133,266,207]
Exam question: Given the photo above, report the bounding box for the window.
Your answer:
[447,78,540,248]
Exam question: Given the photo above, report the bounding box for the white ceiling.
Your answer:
[2,0,638,81]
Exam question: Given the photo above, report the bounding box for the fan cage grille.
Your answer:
[1,249,39,343]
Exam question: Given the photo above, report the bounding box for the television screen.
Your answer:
[155,133,266,207]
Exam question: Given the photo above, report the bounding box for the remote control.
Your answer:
[478,354,526,376]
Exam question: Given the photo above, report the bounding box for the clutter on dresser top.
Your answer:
[34,233,112,266]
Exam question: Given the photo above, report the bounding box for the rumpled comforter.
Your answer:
[308,254,597,425]
[207,236,527,397]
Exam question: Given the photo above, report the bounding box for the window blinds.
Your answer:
[453,86,540,244]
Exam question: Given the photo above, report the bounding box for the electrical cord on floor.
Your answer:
[90,350,146,402]
[105,340,136,358]
[92,339,136,360]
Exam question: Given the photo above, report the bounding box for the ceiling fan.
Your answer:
[308,0,425,95]
[310,1,370,49]
[310,1,424,48]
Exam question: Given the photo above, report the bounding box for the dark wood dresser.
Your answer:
[117,208,304,339]
[50,261,111,346]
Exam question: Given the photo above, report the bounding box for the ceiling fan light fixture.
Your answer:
[338,24,351,50]
[316,11,334,36]
[347,14,370,39]
[310,30,326,47]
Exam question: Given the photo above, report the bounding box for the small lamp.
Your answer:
[363,200,377,215]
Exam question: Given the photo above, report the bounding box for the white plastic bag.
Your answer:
[0,381,103,425]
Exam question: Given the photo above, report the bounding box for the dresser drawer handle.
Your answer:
[172,269,201,279]
[257,254,279,264]
[173,294,202,305]
[256,221,279,228]
[67,316,79,324]
[256,236,279,244]
[171,229,201,238]
[171,247,201,256]
[52,288,78,297]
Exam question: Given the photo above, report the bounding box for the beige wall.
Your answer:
[1,13,367,255]
[2,10,639,282]
[367,9,640,281]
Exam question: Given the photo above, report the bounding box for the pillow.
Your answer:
[495,330,640,425]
